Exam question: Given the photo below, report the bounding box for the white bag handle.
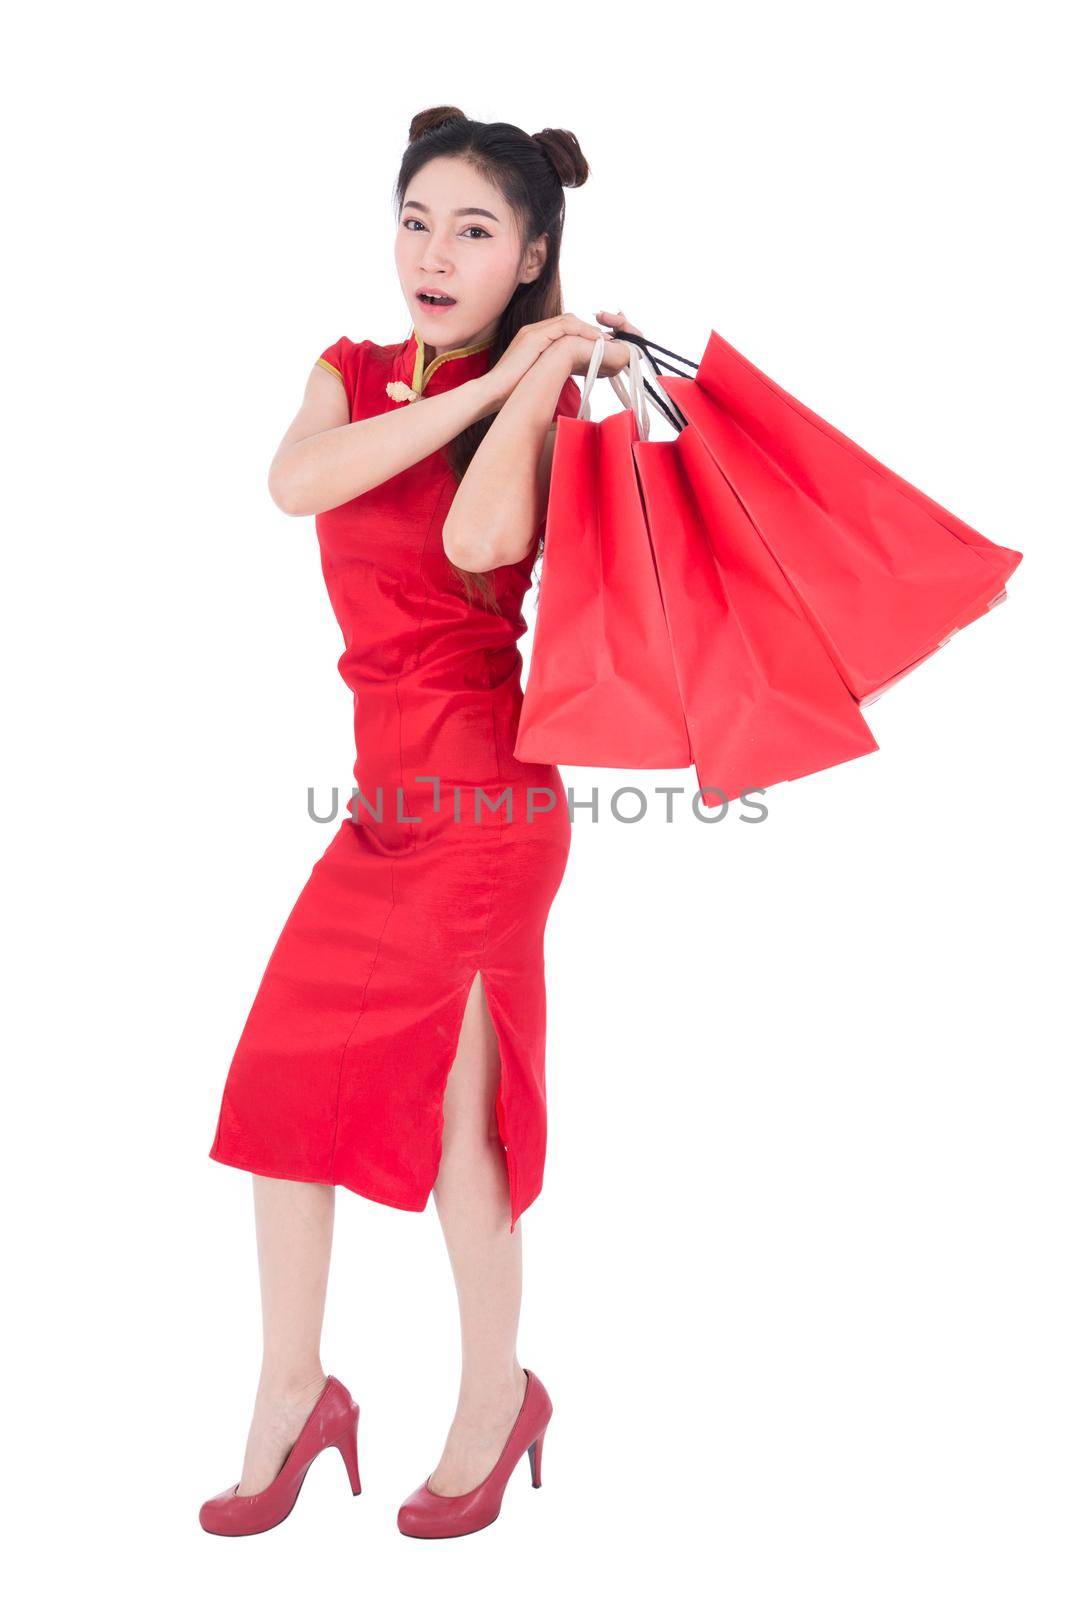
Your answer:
[575,335,679,441]
[607,342,651,438]
[576,334,608,419]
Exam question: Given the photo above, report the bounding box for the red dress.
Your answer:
[209,328,582,1232]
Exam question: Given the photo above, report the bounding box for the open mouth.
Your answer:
[417,290,457,309]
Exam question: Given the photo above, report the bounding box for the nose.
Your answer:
[418,235,453,274]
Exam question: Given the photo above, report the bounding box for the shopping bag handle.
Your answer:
[576,332,609,418]
[576,335,683,438]
[602,330,693,432]
[610,330,700,380]
[609,331,698,433]
[606,341,652,437]
[610,340,692,441]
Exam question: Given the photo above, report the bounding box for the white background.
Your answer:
[6,2,1064,1595]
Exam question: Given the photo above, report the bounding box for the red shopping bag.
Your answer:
[633,419,879,803]
[514,343,691,768]
[519,337,878,800]
[635,331,1023,705]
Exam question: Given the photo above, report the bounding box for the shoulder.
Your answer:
[314,335,384,420]
[315,335,412,416]
[315,335,376,386]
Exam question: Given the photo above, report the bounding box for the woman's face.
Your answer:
[395,155,545,353]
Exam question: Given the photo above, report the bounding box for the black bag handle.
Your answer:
[610,331,700,379]
[608,331,699,433]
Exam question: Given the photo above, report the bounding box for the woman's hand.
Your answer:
[484,313,611,405]
[594,308,647,360]
[478,308,649,407]
[534,308,649,383]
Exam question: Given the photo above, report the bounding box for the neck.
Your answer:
[416,322,498,364]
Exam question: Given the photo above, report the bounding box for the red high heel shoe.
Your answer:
[396,1368,552,1539]
[199,1375,362,1536]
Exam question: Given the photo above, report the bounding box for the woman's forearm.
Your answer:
[271,376,506,517]
[442,348,572,571]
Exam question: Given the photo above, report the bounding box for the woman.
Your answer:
[201,106,640,1539]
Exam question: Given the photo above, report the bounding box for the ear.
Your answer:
[520,233,549,285]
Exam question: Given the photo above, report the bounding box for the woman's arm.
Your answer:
[442,340,579,572]
[269,314,622,519]
[267,364,506,518]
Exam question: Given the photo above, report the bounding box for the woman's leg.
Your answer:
[234,1175,335,1496]
[429,972,528,1495]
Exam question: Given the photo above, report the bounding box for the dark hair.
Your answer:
[394,105,590,611]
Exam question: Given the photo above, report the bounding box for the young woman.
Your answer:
[201,106,641,1539]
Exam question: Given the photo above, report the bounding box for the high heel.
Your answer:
[199,1375,362,1536]
[527,1427,545,1488]
[396,1368,552,1539]
[334,1414,362,1494]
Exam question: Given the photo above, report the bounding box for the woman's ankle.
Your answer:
[455,1361,527,1418]
[256,1365,328,1408]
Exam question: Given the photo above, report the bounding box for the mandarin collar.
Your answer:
[387,326,494,404]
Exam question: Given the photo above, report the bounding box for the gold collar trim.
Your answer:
[388,328,495,404]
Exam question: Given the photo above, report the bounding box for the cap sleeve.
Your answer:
[315,336,352,419]
[553,375,582,422]
[316,337,345,384]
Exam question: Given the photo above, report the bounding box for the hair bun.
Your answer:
[531,128,590,189]
[408,105,467,142]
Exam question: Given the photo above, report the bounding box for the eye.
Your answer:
[401,218,491,239]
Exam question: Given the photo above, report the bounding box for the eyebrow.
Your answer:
[402,200,501,223]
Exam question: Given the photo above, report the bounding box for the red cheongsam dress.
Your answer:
[208,328,582,1232]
